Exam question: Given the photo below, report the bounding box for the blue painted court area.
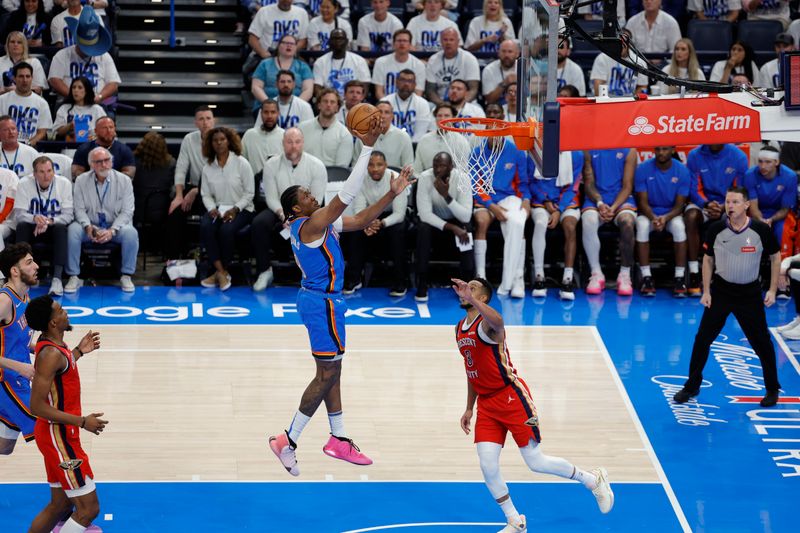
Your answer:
[1,481,678,532]
[4,286,800,531]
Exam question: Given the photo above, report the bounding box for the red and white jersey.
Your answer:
[455,315,518,396]
[34,339,81,426]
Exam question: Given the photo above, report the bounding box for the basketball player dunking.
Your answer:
[452,278,614,532]
[25,295,104,533]
[268,116,415,475]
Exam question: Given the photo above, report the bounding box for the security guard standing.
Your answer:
[674,186,782,407]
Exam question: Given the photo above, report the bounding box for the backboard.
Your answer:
[518,0,561,177]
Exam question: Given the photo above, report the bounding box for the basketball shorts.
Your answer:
[34,421,95,497]
[0,378,36,442]
[297,288,347,361]
[475,378,542,448]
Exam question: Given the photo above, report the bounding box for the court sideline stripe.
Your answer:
[770,328,800,377]
[590,327,691,533]
[341,522,505,532]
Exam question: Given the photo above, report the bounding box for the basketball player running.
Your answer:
[26,295,105,533]
[0,243,39,453]
[452,278,614,532]
[269,115,415,475]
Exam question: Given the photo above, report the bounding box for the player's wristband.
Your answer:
[75,347,83,358]
[80,417,85,428]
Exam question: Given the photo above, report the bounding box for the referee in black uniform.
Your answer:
[674,186,781,407]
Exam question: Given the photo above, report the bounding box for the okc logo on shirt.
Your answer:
[272,20,300,42]
[392,109,416,136]
[725,166,735,174]
[420,31,441,50]
[29,198,61,217]
[69,62,99,87]
[385,72,400,94]
[671,176,679,183]
[703,0,729,17]
[9,105,40,137]
[279,115,300,128]
[369,31,392,51]
[478,30,501,53]
[608,65,636,96]
[318,31,331,50]
[1,163,24,174]
[328,67,355,94]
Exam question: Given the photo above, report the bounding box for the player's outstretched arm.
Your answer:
[300,116,384,240]
[73,330,101,361]
[451,278,505,339]
[342,165,416,232]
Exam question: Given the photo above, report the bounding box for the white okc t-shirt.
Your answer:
[371,54,426,95]
[48,46,121,95]
[312,51,371,96]
[356,13,403,52]
[0,91,53,143]
[406,15,462,52]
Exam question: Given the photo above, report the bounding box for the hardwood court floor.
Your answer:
[4,325,658,483]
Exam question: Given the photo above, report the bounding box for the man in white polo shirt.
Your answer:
[351,101,413,168]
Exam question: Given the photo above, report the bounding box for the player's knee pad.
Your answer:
[532,208,549,226]
[582,210,600,232]
[667,216,687,243]
[476,442,507,499]
[635,215,651,242]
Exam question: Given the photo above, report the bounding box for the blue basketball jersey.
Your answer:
[0,286,32,383]
[634,158,691,215]
[743,164,798,218]
[588,148,631,204]
[290,216,345,293]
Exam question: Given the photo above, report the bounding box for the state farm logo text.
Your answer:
[628,113,752,136]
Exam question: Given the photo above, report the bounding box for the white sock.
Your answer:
[675,266,685,278]
[620,266,631,276]
[534,266,545,278]
[475,239,487,278]
[570,467,598,490]
[688,261,699,274]
[563,267,574,282]
[288,411,311,443]
[499,497,520,521]
[60,518,88,533]
[581,210,602,272]
[328,411,347,438]
[639,265,651,277]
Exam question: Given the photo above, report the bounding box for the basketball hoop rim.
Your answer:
[437,117,541,151]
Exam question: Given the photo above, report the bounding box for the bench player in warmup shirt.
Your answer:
[452,277,613,532]
[25,295,103,533]
[268,115,415,476]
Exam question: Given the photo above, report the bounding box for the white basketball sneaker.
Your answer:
[497,514,526,532]
[591,467,614,514]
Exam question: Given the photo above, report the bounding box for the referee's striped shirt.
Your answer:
[703,218,779,284]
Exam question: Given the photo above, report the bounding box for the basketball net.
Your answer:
[439,123,504,195]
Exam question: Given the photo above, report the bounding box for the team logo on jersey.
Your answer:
[525,414,539,427]
[59,458,83,471]
[671,176,679,183]
[725,166,735,174]
[504,163,514,170]
[777,185,785,191]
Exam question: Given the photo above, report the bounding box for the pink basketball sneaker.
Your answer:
[323,434,373,465]
[269,431,299,476]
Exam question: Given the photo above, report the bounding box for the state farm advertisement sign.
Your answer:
[559,95,762,150]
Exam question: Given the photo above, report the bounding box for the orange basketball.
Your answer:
[346,103,380,136]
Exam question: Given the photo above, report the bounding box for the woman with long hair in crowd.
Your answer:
[710,40,763,86]
[0,31,48,93]
[51,76,107,140]
[132,132,176,234]
[198,127,255,290]
[465,0,516,54]
[657,38,706,94]
[3,0,51,47]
